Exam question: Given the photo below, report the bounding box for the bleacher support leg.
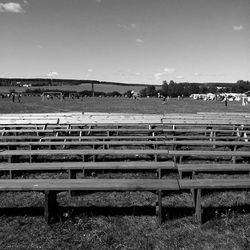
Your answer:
[157,168,162,179]
[194,188,202,224]
[69,170,77,196]
[44,191,58,224]
[156,190,162,225]
[9,170,13,179]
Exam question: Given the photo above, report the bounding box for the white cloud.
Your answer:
[87,69,93,72]
[233,25,244,31]
[117,23,137,30]
[154,67,176,80]
[47,71,59,78]
[154,72,164,80]
[0,2,25,13]
[194,72,199,76]
[164,68,176,73]
[96,0,102,3]
[135,72,141,76]
[176,75,184,79]
[136,38,144,43]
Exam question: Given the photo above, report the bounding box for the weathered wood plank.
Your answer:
[0,149,170,156]
[0,179,180,191]
[179,178,250,189]
[178,163,250,173]
[0,161,175,171]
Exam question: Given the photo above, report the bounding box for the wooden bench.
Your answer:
[177,163,250,179]
[168,150,250,164]
[0,161,176,179]
[165,135,248,141]
[179,178,250,223]
[0,135,166,142]
[0,140,168,150]
[0,128,165,136]
[0,149,170,163]
[0,178,180,224]
[1,140,250,153]
[1,149,250,164]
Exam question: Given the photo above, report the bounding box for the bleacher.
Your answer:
[0,112,249,224]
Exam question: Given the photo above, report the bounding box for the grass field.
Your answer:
[0,97,250,250]
[1,95,250,114]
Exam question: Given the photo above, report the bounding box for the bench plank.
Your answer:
[0,149,170,156]
[0,179,180,191]
[179,178,250,189]
[0,161,176,171]
[178,163,250,172]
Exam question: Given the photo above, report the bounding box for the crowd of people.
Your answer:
[0,92,22,102]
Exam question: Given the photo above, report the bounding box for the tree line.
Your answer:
[1,78,250,98]
[139,80,250,98]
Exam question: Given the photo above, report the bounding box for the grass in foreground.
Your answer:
[0,210,250,249]
[0,184,249,250]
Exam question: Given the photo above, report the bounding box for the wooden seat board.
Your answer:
[169,150,250,157]
[0,149,169,156]
[0,179,180,191]
[0,161,175,171]
[177,163,250,172]
[179,178,250,189]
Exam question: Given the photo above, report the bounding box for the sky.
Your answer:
[0,0,249,84]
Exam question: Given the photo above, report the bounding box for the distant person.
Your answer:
[162,97,166,104]
[17,94,21,102]
[11,93,15,102]
[224,97,228,107]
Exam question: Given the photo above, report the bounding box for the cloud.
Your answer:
[87,69,93,72]
[233,25,244,31]
[96,0,102,3]
[130,23,136,29]
[154,72,164,80]
[117,23,136,30]
[136,38,144,43]
[176,75,184,79]
[164,68,176,73]
[47,71,59,78]
[194,72,199,76]
[154,67,176,80]
[36,44,43,49]
[0,2,25,13]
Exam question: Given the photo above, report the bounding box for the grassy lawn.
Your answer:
[1,96,250,114]
[0,96,250,249]
[0,187,249,249]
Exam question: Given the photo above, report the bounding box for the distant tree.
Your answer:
[145,85,156,97]
[139,88,147,97]
[236,80,250,93]
[139,85,157,97]
[168,80,179,97]
[161,81,169,97]
[106,91,122,97]
[199,85,208,94]
[207,85,217,93]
